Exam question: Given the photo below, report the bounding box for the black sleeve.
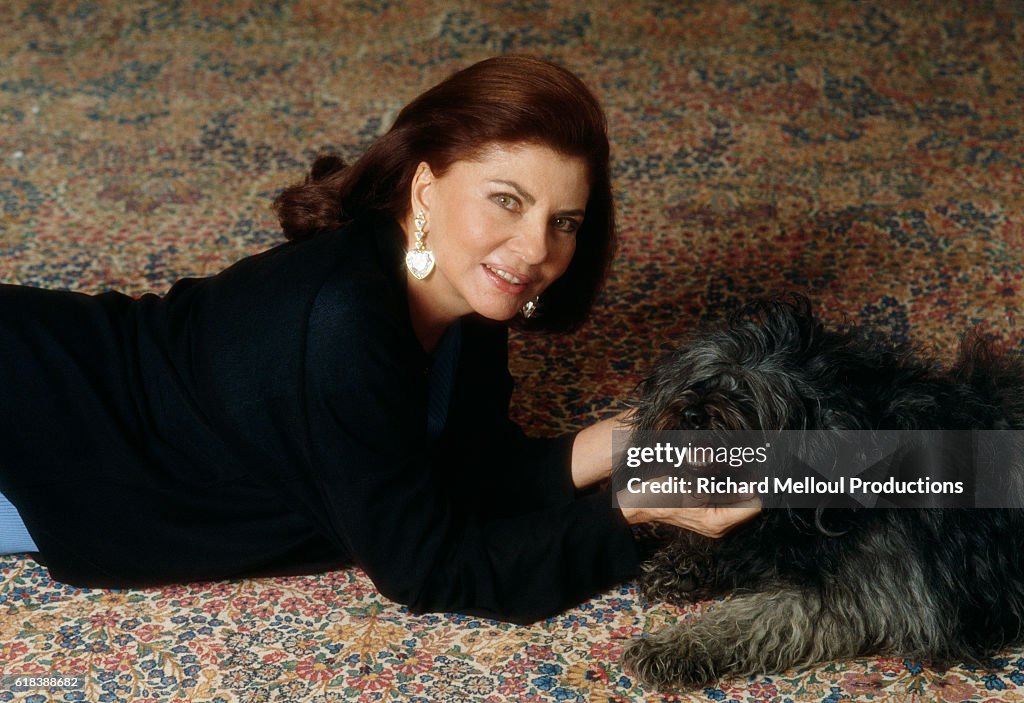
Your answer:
[304,281,640,624]
[434,317,583,516]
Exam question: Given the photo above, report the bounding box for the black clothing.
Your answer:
[0,216,639,623]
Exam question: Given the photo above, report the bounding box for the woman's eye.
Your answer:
[493,194,519,210]
[553,217,581,234]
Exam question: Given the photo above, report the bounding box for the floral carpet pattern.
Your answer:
[2,1,1024,701]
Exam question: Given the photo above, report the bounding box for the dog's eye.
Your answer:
[683,406,707,427]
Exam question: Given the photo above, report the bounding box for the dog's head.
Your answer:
[631,295,876,433]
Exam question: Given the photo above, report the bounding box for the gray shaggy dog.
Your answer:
[620,295,1024,690]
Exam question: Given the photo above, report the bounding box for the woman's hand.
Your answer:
[619,500,761,538]
[617,477,760,537]
[570,409,635,490]
[572,409,761,537]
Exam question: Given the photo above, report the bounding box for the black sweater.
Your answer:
[0,216,639,623]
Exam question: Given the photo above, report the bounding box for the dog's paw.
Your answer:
[621,632,719,691]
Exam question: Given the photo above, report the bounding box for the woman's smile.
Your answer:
[483,263,528,287]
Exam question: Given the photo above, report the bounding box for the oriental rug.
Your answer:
[2,1,1023,702]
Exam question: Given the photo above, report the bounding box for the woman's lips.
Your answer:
[483,263,529,294]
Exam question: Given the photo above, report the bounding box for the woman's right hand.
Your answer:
[620,503,761,538]
[617,484,761,538]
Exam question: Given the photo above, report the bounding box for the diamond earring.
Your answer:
[405,211,435,280]
[520,296,540,319]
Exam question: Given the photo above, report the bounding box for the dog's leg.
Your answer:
[638,527,775,604]
[624,577,945,691]
[638,540,717,605]
[624,587,824,690]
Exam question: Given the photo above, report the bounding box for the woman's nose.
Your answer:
[509,219,549,265]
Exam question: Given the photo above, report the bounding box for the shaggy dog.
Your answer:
[619,296,1024,690]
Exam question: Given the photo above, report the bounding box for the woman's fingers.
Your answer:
[618,477,762,537]
[668,499,762,538]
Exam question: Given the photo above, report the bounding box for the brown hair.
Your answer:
[274,55,616,332]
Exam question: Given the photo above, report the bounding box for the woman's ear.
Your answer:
[410,161,435,217]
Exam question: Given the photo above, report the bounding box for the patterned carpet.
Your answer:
[2,1,1024,701]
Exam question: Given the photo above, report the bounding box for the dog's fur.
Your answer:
[620,295,1024,690]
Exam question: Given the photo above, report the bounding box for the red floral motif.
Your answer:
[0,641,29,660]
[294,657,335,683]
[348,667,396,692]
[933,675,979,702]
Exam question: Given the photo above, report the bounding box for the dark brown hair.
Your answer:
[274,55,616,332]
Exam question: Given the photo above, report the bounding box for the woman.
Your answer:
[0,56,757,623]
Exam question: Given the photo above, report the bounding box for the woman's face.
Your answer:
[407,143,589,325]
